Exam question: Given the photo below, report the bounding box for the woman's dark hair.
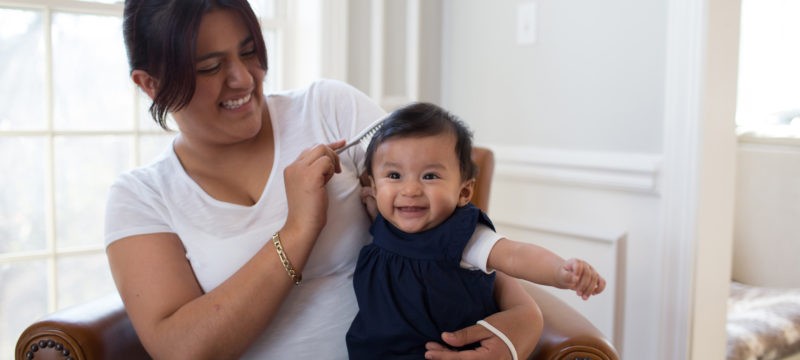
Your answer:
[123,0,268,129]
[364,102,476,181]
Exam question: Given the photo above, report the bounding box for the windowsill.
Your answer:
[737,125,800,147]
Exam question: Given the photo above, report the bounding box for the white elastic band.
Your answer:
[476,319,518,360]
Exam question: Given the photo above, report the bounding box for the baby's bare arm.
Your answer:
[487,238,606,300]
[487,239,564,286]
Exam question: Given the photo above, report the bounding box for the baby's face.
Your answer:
[370,133,473,233]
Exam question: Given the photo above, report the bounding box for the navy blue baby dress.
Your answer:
[346,203,499,359]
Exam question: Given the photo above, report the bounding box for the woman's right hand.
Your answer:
[282,140,345,238]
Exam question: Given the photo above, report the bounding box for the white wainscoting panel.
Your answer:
[497,219,626,350]
[482,144,662,354]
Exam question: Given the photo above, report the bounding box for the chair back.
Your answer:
[470,146,495,213]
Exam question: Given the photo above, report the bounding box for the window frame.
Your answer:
[0,0,131,313]
[0,0,290,354]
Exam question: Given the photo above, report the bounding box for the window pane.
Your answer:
[264,29,278,94]
[57,253,116,309]
[0,260,48,357]
[140,134,175,165]
[737,0,800,128]
[54,136,132,249]
[0,137,48,254]
[51,12,133,131]
[137,93,178,131]
[137,93,160,131]
[77,0,123,4]
[250,0,276,19]
[0,8,46,131]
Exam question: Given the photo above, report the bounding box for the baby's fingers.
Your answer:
[563,259,592,299]
[593,276,607,295]
[577,267,606,300]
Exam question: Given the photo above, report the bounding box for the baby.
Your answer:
[345,102,606,359]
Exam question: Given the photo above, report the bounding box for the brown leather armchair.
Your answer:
[16,147,619,360]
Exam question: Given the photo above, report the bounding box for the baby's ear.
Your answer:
[358,171,371,187]
[459,178,475,206]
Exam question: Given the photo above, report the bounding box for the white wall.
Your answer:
[441,0,666,154]
[686,2,740,358]
[441,1,669,356]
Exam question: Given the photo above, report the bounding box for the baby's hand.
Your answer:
[557,258,606,300]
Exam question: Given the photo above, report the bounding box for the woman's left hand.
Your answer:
[423,325,513,360]
[424,273,542,360]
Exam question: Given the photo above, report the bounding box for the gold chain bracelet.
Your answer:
[271,232,302,285]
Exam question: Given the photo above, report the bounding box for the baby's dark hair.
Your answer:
[364,102,476,181]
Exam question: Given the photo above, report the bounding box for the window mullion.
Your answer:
[42,5,59,312]
[0,0,123,15]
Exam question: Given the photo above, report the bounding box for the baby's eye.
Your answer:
[387,172,400,179]
[422,173,439,180]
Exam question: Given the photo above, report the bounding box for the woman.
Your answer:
[106,0,540,358]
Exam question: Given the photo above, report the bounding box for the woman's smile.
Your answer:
[221,93,252,110]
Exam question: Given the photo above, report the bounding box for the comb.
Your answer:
[336,116,386,154]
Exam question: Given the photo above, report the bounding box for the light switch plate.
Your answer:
[517,1,537,45]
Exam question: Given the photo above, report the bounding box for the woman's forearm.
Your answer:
[108,227,317,359]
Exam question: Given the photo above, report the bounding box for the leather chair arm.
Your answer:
[16,286,618,360]
[15,294,149,360]
[523,281,619,360]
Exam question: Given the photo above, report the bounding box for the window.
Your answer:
[0,0,287,355]
[736,0,800,139]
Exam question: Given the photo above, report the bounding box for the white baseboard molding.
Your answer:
[485,144,662,195]
[495,217,627,352]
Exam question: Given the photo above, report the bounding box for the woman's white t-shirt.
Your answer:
[104,79,500,359]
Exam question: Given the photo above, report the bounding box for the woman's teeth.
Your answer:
[221,94,251,109]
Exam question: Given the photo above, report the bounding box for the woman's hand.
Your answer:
[282,140,345,238]
[424,273,543,360]
[424,325,515,360]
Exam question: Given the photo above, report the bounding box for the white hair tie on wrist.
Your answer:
[476,319,518,360]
